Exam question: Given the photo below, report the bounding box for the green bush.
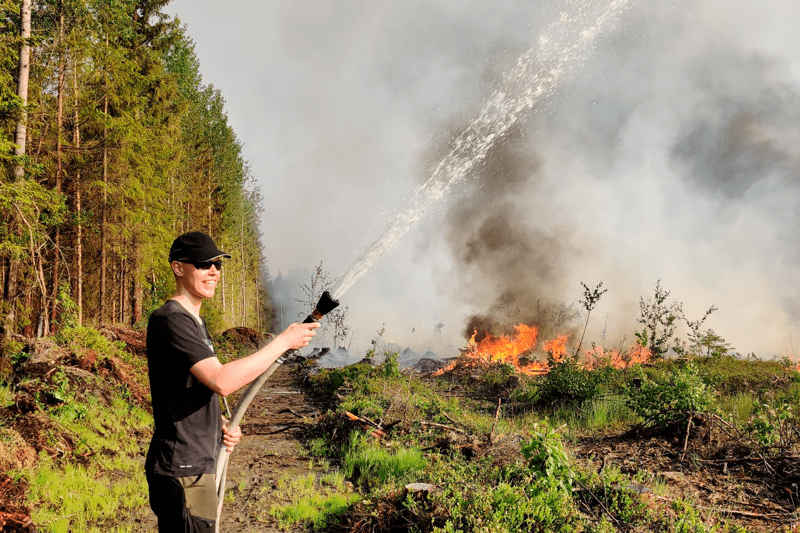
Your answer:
[521,424,573,493]
[624,362,715,427]
[744,402,795,448]
[537,356,601,407]
[427,461,581,533]
[380,351,400,378]
[310,362,374,396]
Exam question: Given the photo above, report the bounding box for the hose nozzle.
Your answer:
[303,291,340,323]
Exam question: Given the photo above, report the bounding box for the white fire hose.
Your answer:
[214,358,282,531]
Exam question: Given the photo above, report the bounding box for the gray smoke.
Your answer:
[431,125,580,342]
[169,0,800,357]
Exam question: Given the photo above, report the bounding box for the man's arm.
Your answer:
[190,322,320,397]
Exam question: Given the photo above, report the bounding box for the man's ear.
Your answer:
[170,261,184,277]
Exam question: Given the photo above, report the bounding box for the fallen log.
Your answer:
[419,421,466,434]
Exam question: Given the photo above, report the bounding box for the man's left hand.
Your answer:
[222,423,242,452]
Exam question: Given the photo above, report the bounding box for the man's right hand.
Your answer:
[277,322,320,352]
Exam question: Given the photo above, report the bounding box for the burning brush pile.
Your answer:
[432,323,651,378]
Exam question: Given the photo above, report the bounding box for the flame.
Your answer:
[432,322,653,377]
[472,324,539,365]
[543,335,569,362]
[584,343,652,370]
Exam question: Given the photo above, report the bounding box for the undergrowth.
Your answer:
[4,326,153,532]
[287,351,800,532]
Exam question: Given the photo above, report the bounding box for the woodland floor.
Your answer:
[3,330,800,532]
[216,364,325,533]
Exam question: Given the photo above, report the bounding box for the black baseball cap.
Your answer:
[168,232,231,263]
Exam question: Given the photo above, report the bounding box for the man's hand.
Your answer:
[276,322,320,352]
[222,423,242,452]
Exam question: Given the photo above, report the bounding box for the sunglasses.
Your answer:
[183,260,223,271]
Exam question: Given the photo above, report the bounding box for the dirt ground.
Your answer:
[216,364,324,533]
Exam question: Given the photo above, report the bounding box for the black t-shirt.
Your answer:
[145,299,220,477]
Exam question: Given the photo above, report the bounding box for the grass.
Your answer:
[267,470,359,530]
[299,351,798,532]
[11,367,153,532]
[342,432,427,485]
[23,451,147,533]
[0,382,14,408]
[718,391,756,426]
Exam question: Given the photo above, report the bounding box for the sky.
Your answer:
[166,0,800,359]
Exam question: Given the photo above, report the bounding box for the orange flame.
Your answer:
[543,335,569,362]
[432,323,653,377]
[584,343,652,370]
[472,324,539,365]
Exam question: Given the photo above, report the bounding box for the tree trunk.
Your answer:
[5,0,32,333]
[240,219,246,326]
[99,50,109,326]
[131,239,142,326]
[73,56,83,326]
[13,0,32,179]
[49,2,66,330]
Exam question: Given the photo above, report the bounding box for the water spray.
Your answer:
[214,291,340,529]
[214,1,634,526]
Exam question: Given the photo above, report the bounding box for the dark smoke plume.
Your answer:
[435,125,580,343]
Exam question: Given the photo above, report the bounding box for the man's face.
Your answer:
[172,261,221,300]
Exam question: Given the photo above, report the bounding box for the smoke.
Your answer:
[416,0,800,351]
[671,52,800,200]
[169,0,800,357]
[430,125,580,342]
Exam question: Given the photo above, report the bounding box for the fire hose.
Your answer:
[214,291,340,530]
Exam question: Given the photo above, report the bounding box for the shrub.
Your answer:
[624,362,715,427]
[521,424,573,493]
[537,356,601,407]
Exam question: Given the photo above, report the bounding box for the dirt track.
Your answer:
[218,364,322,532]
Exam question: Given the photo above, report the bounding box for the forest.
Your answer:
[0,0,269,344]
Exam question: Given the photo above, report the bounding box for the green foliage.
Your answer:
[19,387,152,531]
[310,362,375,396]
[578,466,652,528]
[425,460,580,533]
[670,499,747,533]
[24,451,147,533]
[342,432,427,486]
[691,354,784,396]
[537,356,602,407]
[624,362,715,427]
[268,471,358,530]
[0,2,268,335]
[638,280,684,357]
[744,401,795,448]
[380,351,400,378]
[55,325,127,360]
[521,424,573,493]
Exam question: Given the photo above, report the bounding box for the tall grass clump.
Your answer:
[268,471,358,530]
[343,432,427,486]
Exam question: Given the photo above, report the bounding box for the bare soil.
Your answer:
[218,364,326,532]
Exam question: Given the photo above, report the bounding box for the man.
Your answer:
[145,231,319,531]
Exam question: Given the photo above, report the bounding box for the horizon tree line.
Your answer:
[1,0,271,340]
